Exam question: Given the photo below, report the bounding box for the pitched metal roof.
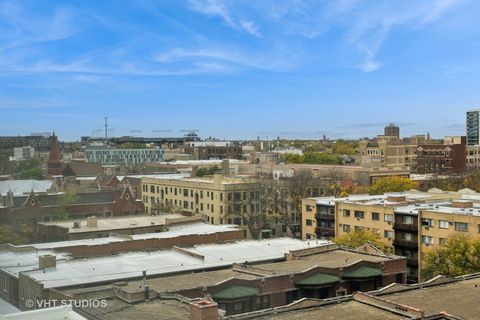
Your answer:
[296,273,341,286]
[212,285,259,300]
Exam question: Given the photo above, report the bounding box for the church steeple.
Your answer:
[48,131,62,175]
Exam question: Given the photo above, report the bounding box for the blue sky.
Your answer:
[0,0,479,141]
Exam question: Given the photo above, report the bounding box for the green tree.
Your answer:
[284,152,341,165]
[119,142,147,149]
[196,165,222,177]
[335,230,385,251]
[14,159,45,180]
[332,140,357,155]
[0,224,33,245]
[423,235,480,279]
[369,176,419,195]
[55,187,78,220]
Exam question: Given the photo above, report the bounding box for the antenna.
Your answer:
[104,117,108,142]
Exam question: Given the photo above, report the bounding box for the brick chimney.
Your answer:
[86,216,98,228]
[39,254,56,269]
[190,300,219,320]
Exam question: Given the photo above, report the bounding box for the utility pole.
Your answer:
[104,116,108,144]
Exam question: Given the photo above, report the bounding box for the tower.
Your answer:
[384,123,400,138]
[466,110,480,146]
[48,132,62,175]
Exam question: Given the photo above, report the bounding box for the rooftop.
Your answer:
[1,306,87,320]
[38,214,186,233]
[22,238,331,289]
[16,222,240,250]
[0,180,52,196]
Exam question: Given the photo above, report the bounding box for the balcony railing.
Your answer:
[315,227,335,237]
[393,223,418,232]
[406,257,419,267]
[315,213,335,221]
[393,239,418,248]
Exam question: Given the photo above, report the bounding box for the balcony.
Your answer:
[393,239,418,249]
[316,227,335,237]
[393,223,418,232]
[406,257,419,267]
[315,213,335,221]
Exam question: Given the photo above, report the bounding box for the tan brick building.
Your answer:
[142,174,260,227]
[301,190,480,282]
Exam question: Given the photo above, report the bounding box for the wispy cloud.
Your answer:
[187,0,261,37]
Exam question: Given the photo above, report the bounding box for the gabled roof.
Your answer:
[62,163,103,177]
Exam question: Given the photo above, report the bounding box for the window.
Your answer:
[342,224,351,232]
[234,302,243,313]
[354,211,364,219]
[372,212,380,221]
[455,222,468,232]
[306,205,313,212]
[439,220,449,229]
[306,219,313,226]
[439,238,447,246]
[384,230,393,239]
[421,218,434,227]
[354,226,363,231]
[422,236,433,245]
[384,214,393,222]
[403,232,413,241]
[343,210,351,217]
[402,216,414,224]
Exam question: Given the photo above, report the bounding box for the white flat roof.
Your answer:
[39,214,186,233]
[0,180,53,196]
[23,238,332,289]
[0,248,70,278]
[2,306,87,320]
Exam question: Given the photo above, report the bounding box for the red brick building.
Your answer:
[415,136,467,174]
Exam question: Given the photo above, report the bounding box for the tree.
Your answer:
[335,230,385,251]
[196,165,222,177]
[0,224,33,245]
[13,159,45,180]
[284,152,341,165]
[423,235,480,279]
[332,140,357,156]
[369,176,419,195]
[55,187,78,220]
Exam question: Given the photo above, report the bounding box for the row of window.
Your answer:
[342,210,393,222]
[341,224,394,239]
[421,218,471,232]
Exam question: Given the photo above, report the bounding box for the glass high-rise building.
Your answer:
[467,110,480,146]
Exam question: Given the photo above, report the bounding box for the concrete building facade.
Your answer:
[85,146,163,167]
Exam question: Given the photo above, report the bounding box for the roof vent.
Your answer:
[73,221,81,228]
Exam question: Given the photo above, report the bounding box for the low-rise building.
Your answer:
[15,238,329,310]
[0,187,144,227]
[36,214,202,241]
[60,243,405,318]
[184,141,243,160]
[85,145,163,167]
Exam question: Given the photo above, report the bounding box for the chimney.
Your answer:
[6,189,14,208]
[191,165,199,177]
[87,216,98,228]
[190,300,219,320]
[39,254,56,269]
[222,159,230,176]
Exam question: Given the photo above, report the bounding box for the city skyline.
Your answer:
[1,1,480,140]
